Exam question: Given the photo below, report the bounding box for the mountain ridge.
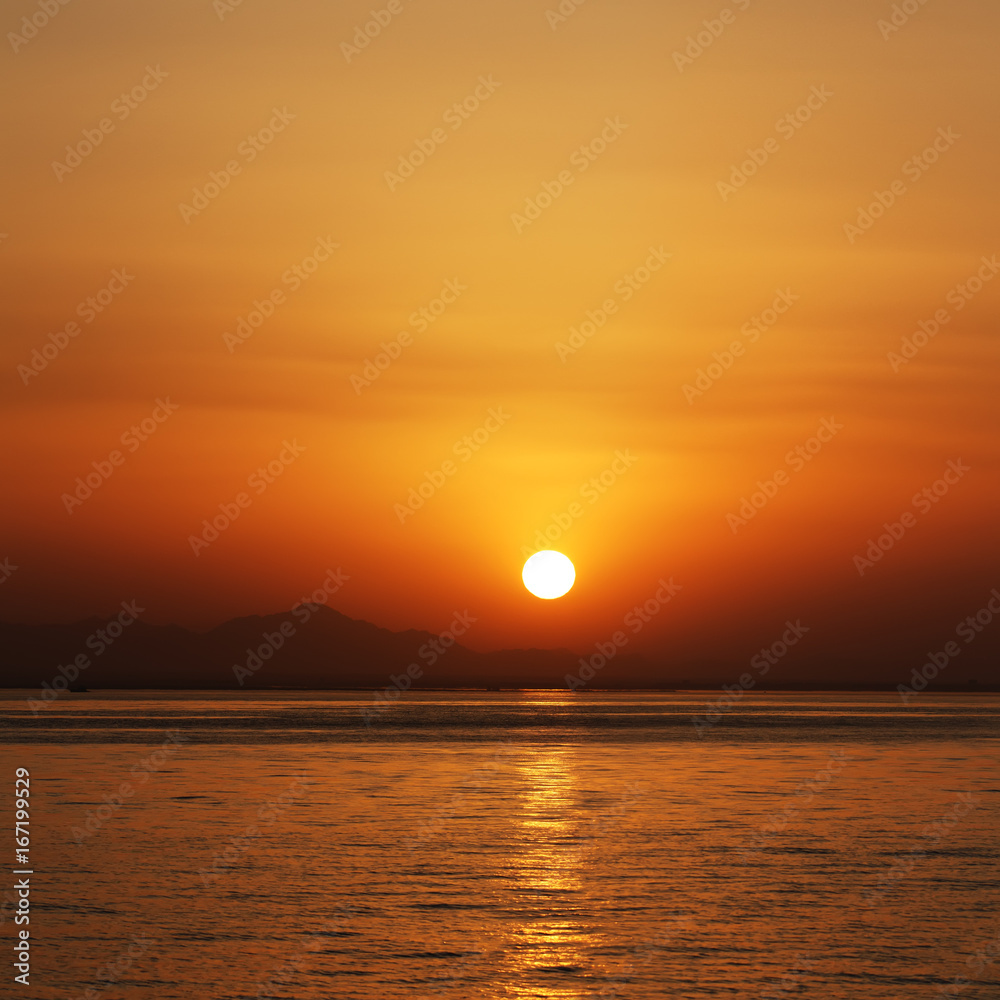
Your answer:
[1,605,996,692]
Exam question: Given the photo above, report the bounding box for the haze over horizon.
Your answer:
[3,0,998,681]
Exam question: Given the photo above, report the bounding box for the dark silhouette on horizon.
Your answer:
[1,604,996,692]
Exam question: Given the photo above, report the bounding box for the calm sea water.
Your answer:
[2,690,998,998]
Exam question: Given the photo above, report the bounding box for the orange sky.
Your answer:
[2,0,998,670]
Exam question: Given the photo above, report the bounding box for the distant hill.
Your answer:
[0,604,995,692]
[0,605,590,691]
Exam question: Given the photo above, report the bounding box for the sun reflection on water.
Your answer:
[497,725,609,996]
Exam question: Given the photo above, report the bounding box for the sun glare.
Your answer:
[522,550,576,600]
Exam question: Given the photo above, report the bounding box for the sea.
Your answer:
[2,689,998,998]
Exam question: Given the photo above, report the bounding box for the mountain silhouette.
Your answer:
[0,605,594,690]
[0,604,995,692]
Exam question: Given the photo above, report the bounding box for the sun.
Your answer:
[522,550,576,600]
